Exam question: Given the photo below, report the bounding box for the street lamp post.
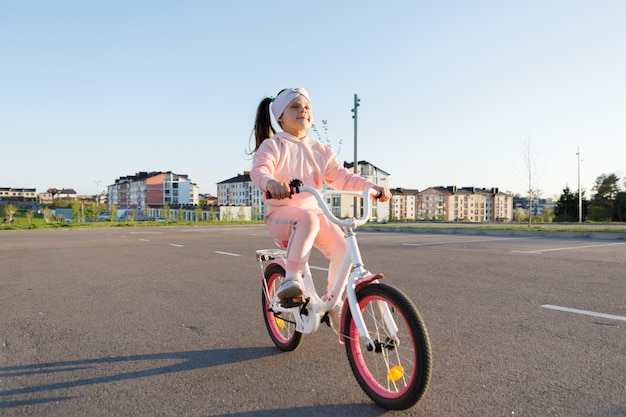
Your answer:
[576,147,582,223]
[95,180,101,202]
[351,94,360,217]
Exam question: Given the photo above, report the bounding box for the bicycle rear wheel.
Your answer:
[343,283,432,410]
[262,264,304,351]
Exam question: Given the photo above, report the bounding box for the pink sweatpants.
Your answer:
[265,205,347,292]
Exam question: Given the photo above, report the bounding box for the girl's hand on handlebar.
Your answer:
[373,186,391,202]
[266,180,292,200]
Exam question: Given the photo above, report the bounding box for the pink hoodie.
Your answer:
[251,132,376,209]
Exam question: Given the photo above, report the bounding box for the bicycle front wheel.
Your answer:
[343,283,432,410]
[262,264,303,351]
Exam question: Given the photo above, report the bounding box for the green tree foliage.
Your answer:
[71,200,83,222]
[3,204,18,222]
[553,186,588,222]
[588,173,622,221]
[42,207,54,223]
[84,202,97,221]
[534,206,555,223]
[616,191,626,222]
[513,208,528,223]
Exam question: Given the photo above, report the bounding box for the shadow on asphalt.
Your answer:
[0,347,280,409]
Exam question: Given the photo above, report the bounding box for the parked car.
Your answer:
[97,213,111,221]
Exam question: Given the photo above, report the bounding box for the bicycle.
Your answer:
[256,180,432,410]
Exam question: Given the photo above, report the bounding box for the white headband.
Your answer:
[271,87,310,121]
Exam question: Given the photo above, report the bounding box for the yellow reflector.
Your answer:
[387,365,404,381]
[275,317,285,329]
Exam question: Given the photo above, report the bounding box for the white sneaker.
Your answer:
[276,277,303,305]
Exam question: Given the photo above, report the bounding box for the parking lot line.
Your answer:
[541,304,626,322]
[403,237,522,247]
[513,242,625,254]
[214,251,241,257]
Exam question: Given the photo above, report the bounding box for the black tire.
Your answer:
[262,264,304,351]
[343,283,432,410]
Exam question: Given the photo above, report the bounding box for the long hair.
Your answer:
[253,97,276,152]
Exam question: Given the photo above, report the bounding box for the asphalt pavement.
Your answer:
[1,226,624,416]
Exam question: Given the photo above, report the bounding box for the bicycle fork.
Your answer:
[342,229,400,351]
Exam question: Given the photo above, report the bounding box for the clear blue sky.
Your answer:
[1,1,624,199]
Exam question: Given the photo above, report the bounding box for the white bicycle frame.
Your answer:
[256,186,399,351]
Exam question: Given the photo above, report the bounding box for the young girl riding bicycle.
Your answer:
[250,87,391,305]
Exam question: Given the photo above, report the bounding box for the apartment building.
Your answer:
[217,161,391,222]
[390,188,419,221]
[419,186,513,222]
[107,171,199,211]
[338,161,390,221]
[217,171,261,208]
[0,187,37,203]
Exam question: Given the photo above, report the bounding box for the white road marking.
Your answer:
[169,243,184,248]
[404,237,519,247]
[130,231,163,234]
[181,228,265,233]
[139,239,150,242]
[541,304,626,322]
[214,251,241,257]
[310,266,329,271]
[513,242,625,254]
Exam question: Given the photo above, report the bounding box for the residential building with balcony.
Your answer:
[390,188,419,221]
[107,171,199,212]
[418,186,513,222]
[217,171,259,206]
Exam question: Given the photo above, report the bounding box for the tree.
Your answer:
[615,191,626,222]
[513,207,528,223]
[553,186,587,222]
[3,204,18,223]
[589,173,621,221]
[84,202,97,221]
[519,137,543,227]
[43,207,54,223]
[71,200,84,222]
[536,206,555,223]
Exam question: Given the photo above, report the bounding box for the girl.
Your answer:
[250,87,391,305]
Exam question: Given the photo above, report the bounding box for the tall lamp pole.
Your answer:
[95,180,101,202]
[576,147,582,223]
[351,94,360,217]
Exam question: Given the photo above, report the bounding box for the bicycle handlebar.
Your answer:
[266,183,380,228]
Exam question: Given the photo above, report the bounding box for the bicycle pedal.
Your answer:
[282,296,305,308]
